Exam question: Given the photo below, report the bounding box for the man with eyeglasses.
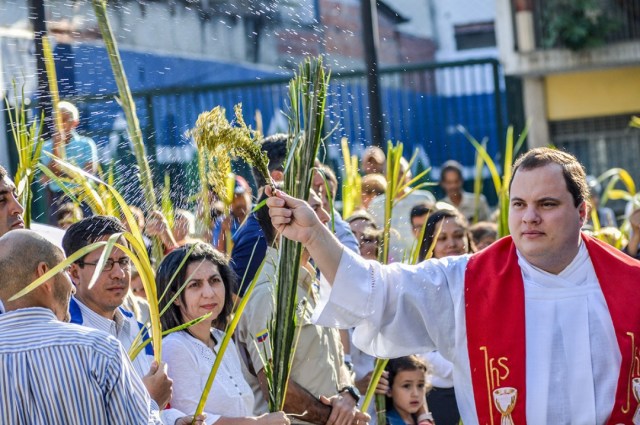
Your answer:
[62,215,200,425]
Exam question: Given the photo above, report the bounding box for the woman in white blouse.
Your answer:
[157,243,289,425]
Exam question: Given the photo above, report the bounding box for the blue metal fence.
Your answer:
[74,58,507,204]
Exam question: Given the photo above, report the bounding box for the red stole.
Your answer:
[465,234,640,424]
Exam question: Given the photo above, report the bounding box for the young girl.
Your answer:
[386,356,435,425]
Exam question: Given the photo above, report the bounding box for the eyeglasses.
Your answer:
[77,258,131,272]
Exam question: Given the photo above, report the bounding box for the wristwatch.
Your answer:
[339,385,361,405]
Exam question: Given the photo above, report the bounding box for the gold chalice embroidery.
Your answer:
[493,387,517,425]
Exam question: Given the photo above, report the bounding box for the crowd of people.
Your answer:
[1,105,640,425]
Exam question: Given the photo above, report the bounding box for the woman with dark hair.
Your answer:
[158,243,289,425]
[418,209,475,262]
[417,209,475,425]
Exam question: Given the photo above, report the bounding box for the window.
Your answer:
[454,21,496,50]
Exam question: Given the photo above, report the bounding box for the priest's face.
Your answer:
[508,163,586,274]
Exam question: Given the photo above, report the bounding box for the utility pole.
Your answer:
[361,0,385,148]
[28,0,53,138]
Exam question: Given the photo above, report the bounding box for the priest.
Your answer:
[265,147,640,425]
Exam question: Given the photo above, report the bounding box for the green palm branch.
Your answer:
[268,56,330,412]
[341,137,362,218]
[6,84,44,229]
[92,0,157,211]
[458,123,529,237]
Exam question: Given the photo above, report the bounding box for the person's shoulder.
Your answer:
[163,331,192,354]
[233,216,265,242]
[52,321,125,357]
[464,191,488,202]
[406,189,436,203]
[74,133,97,145]
[164,330,189,344]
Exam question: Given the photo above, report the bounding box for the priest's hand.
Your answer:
[266,187,324,246]
[265,187,344,284]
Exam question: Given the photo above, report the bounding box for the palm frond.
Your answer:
[269,56,329,412]
[341,138,361,218]
[459,124,529,237]
[189,104,270,201]
[162,172,175,229]
[6,83,45,228]
[92,0,157,211]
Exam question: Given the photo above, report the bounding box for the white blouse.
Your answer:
[163,329,255,425]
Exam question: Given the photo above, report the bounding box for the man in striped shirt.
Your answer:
[0,229,159,423]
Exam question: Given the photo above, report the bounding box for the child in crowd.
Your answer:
[386,356,435,425]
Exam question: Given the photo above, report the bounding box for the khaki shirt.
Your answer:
[236,247,352,416]
[441,191,491,223]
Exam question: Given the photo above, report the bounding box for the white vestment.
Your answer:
[312,242,621,424]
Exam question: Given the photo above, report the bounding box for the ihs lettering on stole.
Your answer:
[622,332,640,424]
[480,346,517,425]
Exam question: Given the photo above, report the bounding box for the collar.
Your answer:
[72,296,129,337]
[516,239,593,289]
[0,307,57,323]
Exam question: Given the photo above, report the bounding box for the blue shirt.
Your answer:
[0,307,157,424]
[230,213,267,297]
[41,131,98,192]
[386,408,411,425]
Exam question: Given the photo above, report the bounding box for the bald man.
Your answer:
[0,230,162,424]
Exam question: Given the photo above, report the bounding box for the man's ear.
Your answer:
[68,263,81,282]
[35,262,54,295]
[35,261,49,278]
[579,201,588,225]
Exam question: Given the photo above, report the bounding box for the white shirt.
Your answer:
[313,243,621,425]
[163,330,254,425]
[73,298,185,425]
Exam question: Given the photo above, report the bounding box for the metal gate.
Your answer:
[73,58,508,205]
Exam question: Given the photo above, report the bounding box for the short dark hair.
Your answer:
[345,210,377,227]
[418,209,474,262]
[440,160,463,182]
[509,147,589,208]
[253,133,288,187]
[469,221,498,244]
[156,243,236,330]
[62,215,127,259]
[410,202,434,223]
[385,355,429,410]
[314,164,338,197]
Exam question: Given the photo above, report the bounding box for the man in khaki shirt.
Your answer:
[236,191,365,425]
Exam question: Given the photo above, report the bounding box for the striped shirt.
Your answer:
[0,307,157,424]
